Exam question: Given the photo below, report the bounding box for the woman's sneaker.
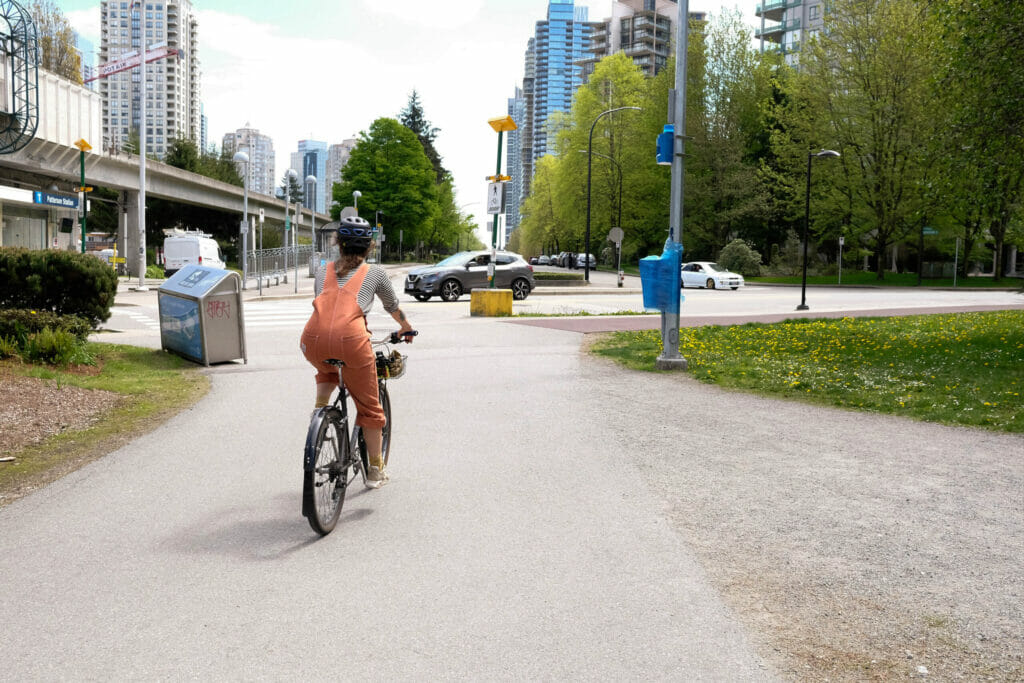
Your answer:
[365,465,389,489]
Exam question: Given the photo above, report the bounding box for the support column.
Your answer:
[124,190,142,278]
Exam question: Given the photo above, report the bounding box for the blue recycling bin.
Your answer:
[639,243,683,314]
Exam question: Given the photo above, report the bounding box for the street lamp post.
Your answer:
[797,149,841,311]
[303,174,316,293]
[585,106,641,282]
[133,0,148,290]
[284,168,297,284]
[578,148,622,230]
[234,151,250,289]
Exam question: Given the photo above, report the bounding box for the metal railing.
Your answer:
[247,245,314,285]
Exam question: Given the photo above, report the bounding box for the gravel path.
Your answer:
[575,344,1024,680]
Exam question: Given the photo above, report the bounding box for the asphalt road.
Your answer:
[1,270,1020,679]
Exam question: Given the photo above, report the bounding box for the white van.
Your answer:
[163,230,225,276]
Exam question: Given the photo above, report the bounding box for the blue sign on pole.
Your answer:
[33,191,79,209]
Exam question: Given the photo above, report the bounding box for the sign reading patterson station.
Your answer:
[33,192,79,209]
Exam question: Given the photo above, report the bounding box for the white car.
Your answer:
[681,261,744,290]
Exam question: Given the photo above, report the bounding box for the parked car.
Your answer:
[404,250,535,302]
[681,261,744,290]
[554,251,569,267]
[529,256,539,265]
[537,255,551,266]
[576,253,597,268]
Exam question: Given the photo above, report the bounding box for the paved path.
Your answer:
[2,272,1020,679]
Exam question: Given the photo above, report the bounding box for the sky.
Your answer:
[61,0,757,240]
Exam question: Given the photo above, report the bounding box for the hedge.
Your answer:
[0,248,117,327]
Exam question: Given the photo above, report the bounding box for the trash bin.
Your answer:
[158,265,247,366]
[639,243,683,314]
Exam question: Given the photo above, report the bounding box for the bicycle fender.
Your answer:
[303,407,345,472]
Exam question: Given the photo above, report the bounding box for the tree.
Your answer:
[29,0,81,83]
[280,172,304,206]
[399,90,446,184]
[770,0,942,279]
[935,0,1024,280]
[684,10,770,258]
[334,118,438,252]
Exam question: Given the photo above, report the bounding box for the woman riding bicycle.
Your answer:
[300,215,415,488]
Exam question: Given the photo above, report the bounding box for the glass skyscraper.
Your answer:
[291,140,328,214]
[530,0,594,162]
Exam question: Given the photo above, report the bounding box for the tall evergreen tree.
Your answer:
[399,90,446,183]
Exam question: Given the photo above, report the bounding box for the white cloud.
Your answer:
[357,0,485,29]
[66,8,100,45]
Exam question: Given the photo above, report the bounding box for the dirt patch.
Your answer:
[0,366,120,456]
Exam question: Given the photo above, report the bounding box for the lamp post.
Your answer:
[133,0,148,290]
[797,149,841,311]
[284,168,297,284]
[353,190,361,212]
[305,174,317,292]
[234,151,250,289]
[585,106,641,282]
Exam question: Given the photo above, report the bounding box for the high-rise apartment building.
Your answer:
[200,102,208,152]
[222,125,276,196]
[505,87,525,238]
[98,0,200,157]
[581,0,706,79]
[519,38,536,206]
[73,32,96,89]
[291,140,328,213]
[529,0,595,162]
[755,0,824,64]
[325,139,357,212]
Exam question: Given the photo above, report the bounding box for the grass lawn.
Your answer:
[749,271,1021,288]
[0,344,209,503]
[591,310,1024,432]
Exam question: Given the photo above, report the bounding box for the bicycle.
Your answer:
[302,330,416,535]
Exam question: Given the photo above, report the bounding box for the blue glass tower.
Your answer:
[531,0,593,162]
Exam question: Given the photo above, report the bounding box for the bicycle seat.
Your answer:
[325,358,345,368]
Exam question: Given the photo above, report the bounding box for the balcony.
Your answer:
[756,18,800,39]
[756,0,802,21]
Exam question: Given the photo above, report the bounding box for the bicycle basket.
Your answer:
[377,349,406,379]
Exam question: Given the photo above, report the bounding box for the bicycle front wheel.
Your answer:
[303,409,351,535]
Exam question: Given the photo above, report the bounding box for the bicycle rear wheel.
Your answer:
[303,408,351,535]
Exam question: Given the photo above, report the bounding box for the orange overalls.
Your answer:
[299,263,386,428]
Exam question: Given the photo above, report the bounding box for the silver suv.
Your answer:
[404,250,535,302]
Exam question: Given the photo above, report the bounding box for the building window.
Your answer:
[809,5,820,19]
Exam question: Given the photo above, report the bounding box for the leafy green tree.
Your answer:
[935,0,1024,280]
[684,10,770,258]
[399,90,447,184]
[334,117,438,252]
[770,0,942,279]
[29,0,81,83]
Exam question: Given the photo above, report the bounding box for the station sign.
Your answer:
[33,191,79,209]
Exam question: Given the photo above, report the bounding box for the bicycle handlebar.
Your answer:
[389,330,418,344]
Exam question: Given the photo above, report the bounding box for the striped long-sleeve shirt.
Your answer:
[313,263,400,315]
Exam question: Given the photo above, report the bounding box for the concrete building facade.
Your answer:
[581,0,706,79]
[222,125,276,197]
[755,0,824,64]
[98,0,201,157]
[325,139,357,213]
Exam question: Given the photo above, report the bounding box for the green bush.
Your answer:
[0,248,117,327]
[0,334,18,359]
[717,239,763,277]
[23,328,80,366]
[0,308,92,343]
